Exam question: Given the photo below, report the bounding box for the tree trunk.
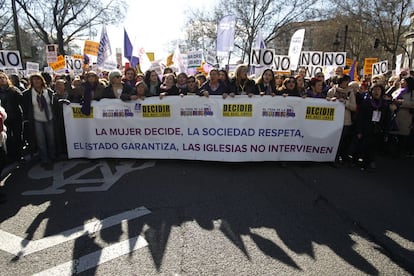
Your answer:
[11,0,23,66]
[57,28,65,55]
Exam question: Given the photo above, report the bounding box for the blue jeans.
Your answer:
[34,120,56,162]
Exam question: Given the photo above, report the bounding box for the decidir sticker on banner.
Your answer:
[305,106,334,121]
[222,104,253,117]
[142,104,171,117]
[72,107,94,118]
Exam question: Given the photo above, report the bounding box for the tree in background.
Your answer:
[0,0,12,50]
[185,0,319,63]
[14,0,126,55]
[332,0,413,69]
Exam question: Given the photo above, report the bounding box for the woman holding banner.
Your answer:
[218,69,231,91]
[256,68,277,96]
[229,64,258,97]
[186,76,200,96]
[68,71,106,115]
[176,72,189,95]
[143,70,161,97]
[305,77,326,98]
[295,75,306,97]
[123,67,137,88]
[159,73,180,98]
[103,69,133,100]
[278,76,300,97]
[199,68,227,97]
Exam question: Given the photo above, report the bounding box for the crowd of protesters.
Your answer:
[0,64,413,203]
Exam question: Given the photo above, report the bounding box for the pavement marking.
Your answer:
[385,230,414,250]
[23,160,156,195]
[32,235,148,276]
[0,206,151,257]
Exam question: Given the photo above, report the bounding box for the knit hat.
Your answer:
[370,82,385,95]
[108,70,122,83]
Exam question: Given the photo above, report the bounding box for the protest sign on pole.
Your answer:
[46,44,58,64]
[83,40,99,56]
[187,51,203,68]
[288,29,305,71]
[363,58,378,75]
[49,55,66,72]
[26,62,40,75]
[395,54,402,76]
[65,55,83,76]
[97,25,112,66]
[372,60,388,76]
[216,15,236,57]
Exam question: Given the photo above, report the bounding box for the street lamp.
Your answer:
[332,25,348,52]
[333,33,340,51]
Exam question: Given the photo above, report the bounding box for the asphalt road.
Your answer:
[0,156,413,275]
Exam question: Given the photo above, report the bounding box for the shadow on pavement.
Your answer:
[0,157,413,274]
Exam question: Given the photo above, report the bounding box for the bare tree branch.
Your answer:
[14,0,126,55]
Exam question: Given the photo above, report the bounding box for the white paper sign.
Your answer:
[0,50,23,69]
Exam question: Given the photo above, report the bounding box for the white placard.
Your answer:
[0,50,23,69]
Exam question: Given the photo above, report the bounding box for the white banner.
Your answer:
[64,96,344,162]
[395,54,402,76]
[288,29,305,71]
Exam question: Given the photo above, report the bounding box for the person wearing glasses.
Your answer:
[186,75,200,95]
[278,76,300,97]
[102,70,133,99]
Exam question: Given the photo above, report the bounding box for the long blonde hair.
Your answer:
[0,72,14,89]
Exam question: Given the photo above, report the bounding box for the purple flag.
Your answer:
[349,60,356,81]
[216,15,236,57]
[255,31,266,49]
[123,28,139,68]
